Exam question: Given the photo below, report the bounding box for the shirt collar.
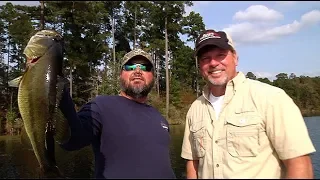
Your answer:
[202,71,246,101]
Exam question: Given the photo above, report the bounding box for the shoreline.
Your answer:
[169,113,320,125]
[301,110,320,118]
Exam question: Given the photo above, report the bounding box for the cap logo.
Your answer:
[199,32,221,44]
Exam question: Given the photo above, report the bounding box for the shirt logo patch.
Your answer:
[161,122,169,132]
[239,118,246,124]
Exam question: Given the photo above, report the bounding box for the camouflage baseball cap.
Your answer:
[121,49,153,67]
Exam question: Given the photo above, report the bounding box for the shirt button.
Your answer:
[215,140,218,144]
[216,164,219,167]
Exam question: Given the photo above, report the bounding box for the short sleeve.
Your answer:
[181,109,198,160]
[265,90,316,160]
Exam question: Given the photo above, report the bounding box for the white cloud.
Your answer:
[242,71,277,81]
[233,5,284,22]
[184,6,193,16]
[300,71,320,77]
[223,9,320,45]
[254,72,277,80]
[300,10,320,26]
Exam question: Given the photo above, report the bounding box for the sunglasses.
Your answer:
[123,63,153,72]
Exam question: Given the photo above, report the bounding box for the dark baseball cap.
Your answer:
[121,49,154,67]
[194,29,235,57]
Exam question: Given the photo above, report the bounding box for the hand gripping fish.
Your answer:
[9,30,71,178]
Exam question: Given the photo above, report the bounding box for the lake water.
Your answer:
[0,116,319,178]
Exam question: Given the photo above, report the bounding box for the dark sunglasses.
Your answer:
[123,63,153,72]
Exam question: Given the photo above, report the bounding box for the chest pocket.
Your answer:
[226,115,261,157]
[190,121,206,158]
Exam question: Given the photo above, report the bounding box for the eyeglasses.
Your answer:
[123,63,153,72]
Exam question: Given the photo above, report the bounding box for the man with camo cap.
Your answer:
[59,48,176,178]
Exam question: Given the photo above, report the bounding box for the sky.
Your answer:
[1,1,320,80]
[183,1,320,80]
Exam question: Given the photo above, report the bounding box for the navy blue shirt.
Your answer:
[59,91,176,179]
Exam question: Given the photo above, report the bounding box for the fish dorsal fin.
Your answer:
[8,76,23,88]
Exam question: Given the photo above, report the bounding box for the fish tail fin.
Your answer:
[54,76,71,145]
[38,165,65,178]
[20,126,33,151]
[52,166,65,178]
[56,76,70,104]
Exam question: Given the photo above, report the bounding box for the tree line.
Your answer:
[0,2,318,135]
[246,72,320,117]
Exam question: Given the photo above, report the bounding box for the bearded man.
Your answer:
[59,49,176,179]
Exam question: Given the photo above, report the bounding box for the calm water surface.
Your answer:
[0,116,319,178]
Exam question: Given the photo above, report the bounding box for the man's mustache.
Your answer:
[130,74,145,81]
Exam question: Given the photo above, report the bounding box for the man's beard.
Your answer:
[207,75,228,86]
[120,76,155,99]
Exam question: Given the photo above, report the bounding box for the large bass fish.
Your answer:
[9,30,71,178]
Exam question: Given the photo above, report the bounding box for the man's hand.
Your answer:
[282,154,314,179]
[186,160,199,179]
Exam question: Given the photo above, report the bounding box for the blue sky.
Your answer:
[1,1,320,80]
[183,1,320,80]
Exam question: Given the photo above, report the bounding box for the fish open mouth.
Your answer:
[30,57,40,63]
[27,57,40,64]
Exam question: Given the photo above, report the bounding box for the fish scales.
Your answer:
[15,30,70,178]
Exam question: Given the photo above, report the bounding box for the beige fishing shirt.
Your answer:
[181,71,316,179]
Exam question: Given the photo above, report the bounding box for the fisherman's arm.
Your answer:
[265,90,316,178]
[58,87,101,151]
[186,160,198,179]
[282,155,314,178]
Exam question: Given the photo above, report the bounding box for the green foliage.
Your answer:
[181,11,206,43]
[256,72,320,117]
[246,72,256,80]
[275,73,288,80]
[98,51,124,96]
[6,110,17,126]
[0,2,319,128]
[170,76,182,108]
[148,89,195,125]
[256,77,272,85]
